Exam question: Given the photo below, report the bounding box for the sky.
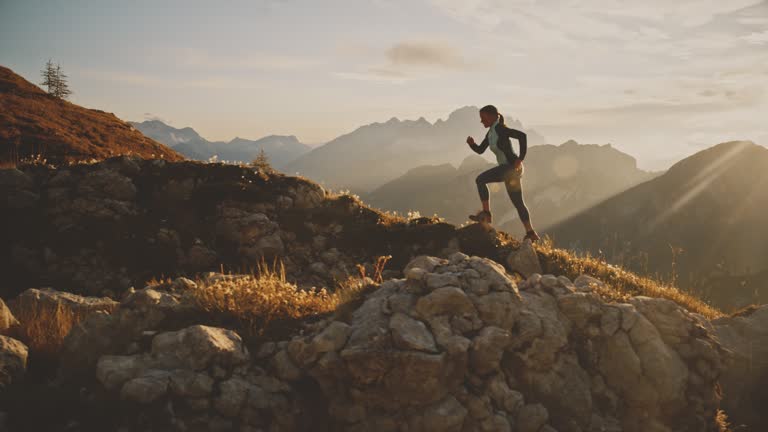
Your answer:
[1,0,767,169]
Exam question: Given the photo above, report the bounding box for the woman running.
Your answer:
[466,105,540,242]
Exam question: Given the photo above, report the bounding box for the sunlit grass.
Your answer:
[535,237,723,319]
[190,257,388,338]
[11,293,117,355]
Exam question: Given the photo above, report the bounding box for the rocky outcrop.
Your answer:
[8,288,117,355]
[0,335,28,390]
[2,157,542,301]
[54,255,725,431]
[0,299,19,336]
[712,305,768,429]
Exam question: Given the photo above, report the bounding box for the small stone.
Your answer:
[120,370,170,403]
[0,336,27,389]
[471,326,511,375]
[426,273,461,290]
[422,396,467,432]
[390,313,437,352]
[517,403,549,432]
[272,349,301,381]
[312,321,351,353]
[169,369,215,398]
[415,287,477,318]
[506,241,542,278]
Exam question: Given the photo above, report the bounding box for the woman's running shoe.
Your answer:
[469,210,493,224]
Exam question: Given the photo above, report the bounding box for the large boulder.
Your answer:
[59,283,202,378]
[0,335,28,389]
[712,305,768,429]
[9,288,118,355]
[0,298,19,336]
[506,240,542,277]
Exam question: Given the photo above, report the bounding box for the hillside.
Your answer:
[547,140,768,311]
[0,66,182,164]
[283,106,546,193]
[1,156,746,431]
[131,120,311,168]
[365,140,657,235]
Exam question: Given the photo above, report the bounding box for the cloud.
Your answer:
[334,39,470,83]
[333,69,415,84]
[78,68,268,90]
[742,30,768,45]
[385,41,466,69]
[429,0,764,31]
[177,48,323,71]
[143,113,170,123]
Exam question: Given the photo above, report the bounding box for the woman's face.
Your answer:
[480,111,496,128]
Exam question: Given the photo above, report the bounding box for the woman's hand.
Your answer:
[513,159,523,170]
[466,136,475,146]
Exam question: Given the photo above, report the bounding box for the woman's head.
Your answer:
[479,105,504,128]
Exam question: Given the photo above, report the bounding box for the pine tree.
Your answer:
[40,59,56,94]
[53,63,72,99]
[39,60,72,99]
[251,148,273,173]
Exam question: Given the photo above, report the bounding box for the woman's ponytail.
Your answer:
[498,113,505,125]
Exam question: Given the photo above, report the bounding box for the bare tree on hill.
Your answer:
[40,59,72,100]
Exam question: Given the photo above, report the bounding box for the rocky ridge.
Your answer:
[1,255,728,431]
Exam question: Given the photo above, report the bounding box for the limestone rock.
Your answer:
[0,336,28,389]
[0,299,19,336]
[9,288,118,354]
[506,241,542,278]
[389,313,437,352]
[151,325,249,371]
[713,305,768,429]
[415,287,477,318]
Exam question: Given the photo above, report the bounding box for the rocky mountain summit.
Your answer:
[1,255,729,431]
[0,156,762,431]
[1,155,540,300]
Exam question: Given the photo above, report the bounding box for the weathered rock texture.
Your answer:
[0,335,28,390]
[8,287,117,355]
[52,255,725,432]
[3,157,512,299]
[712,305,768,429]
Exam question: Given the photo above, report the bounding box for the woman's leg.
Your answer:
[503,168,538,238]
[475,165,508,208]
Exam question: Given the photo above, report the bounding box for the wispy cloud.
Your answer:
[385,41,466,69]
[143,112,170,123]
[742,30,768,45]
[78,68,268,90]
[176,48,324,71]
[335,39,471,83]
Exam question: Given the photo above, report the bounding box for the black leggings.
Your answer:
[475,164,531,222]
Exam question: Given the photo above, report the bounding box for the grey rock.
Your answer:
[390,313,437,352]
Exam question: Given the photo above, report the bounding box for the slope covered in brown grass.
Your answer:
[0,65,182,164]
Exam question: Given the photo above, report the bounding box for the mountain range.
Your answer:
[547,140,768,310]
[130,120,311,169]
[0,66,181,164]
[282,106,546,193]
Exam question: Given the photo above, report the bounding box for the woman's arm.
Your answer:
[468,135,489,154]
[504,127,527,160]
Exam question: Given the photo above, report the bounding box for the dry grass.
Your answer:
[10,293,117,355]
[716,410,734,432]
[535,238,723,319]
[191,259,377,338]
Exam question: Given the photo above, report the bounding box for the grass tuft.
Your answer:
[535,237,723,319]
[190,259,379,339]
